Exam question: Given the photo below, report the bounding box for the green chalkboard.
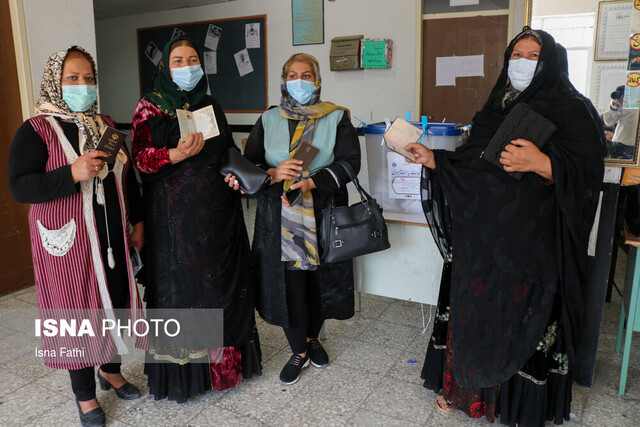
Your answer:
[137,15,267,113]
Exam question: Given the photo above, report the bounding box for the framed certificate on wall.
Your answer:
[595,0,633,61]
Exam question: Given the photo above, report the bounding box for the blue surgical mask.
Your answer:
[62,85,97,112]
[172,64,204,91]
[286,79,315,104]
[507,58,538,92]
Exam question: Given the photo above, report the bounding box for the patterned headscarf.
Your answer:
[35,46,104,152]
[278,54,348,270]
[145,37,208,117]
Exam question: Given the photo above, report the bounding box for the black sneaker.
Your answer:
[307,339,329,368]
[279,353,310,385]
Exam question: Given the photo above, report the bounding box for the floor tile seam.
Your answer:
[331,356,396,378]
[342,372,395,425]
[352,404,426,426]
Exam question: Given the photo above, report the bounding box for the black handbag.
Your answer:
[319,161,390,263]
[219,148,271,195]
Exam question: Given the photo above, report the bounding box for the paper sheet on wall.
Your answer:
[436,55,484,86]
[603,8,632,55]
[234,49,254,77]
[144,41,162,66]
[245,23,260,49]
[205,24,222,51]
[387,152,421,200]
[455,54,484,77]
[204,51,217,75]
[171,27,186,40]
[624,71,640,109]
[450,0,479,6]
[435,57,457,86]
[598,68,627,111]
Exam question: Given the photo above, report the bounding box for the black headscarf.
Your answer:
[423,29,604,388]
[556,43,608,157]
[145,37,208,117]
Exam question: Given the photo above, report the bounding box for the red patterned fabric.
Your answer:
[131,98,172,173]
[209,347,243,391]
[442,327,499,422]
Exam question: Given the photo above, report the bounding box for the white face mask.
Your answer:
[507,58,538,92]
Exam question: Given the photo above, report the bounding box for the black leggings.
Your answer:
[283,269,324,354]
[68,357,121,402]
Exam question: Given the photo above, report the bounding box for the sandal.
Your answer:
[436,395,454,413]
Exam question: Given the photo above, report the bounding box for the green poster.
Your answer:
[362,40,388,68]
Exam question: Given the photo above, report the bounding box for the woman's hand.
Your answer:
[404,143,436,169]
[224,173,245,194]
[169,132,205,164]
[267,159,303,183]
[129,221,144,251]
[281,178,316,207]
[500,139,553,181]
[71,151,108,183]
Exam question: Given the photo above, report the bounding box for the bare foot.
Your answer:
[78,398,100,414]
[436,395,454,412]
[99,369,127,388]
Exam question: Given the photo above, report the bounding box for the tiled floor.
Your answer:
[1,199,640,426]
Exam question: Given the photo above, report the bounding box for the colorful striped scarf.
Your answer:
[278,57,347,270]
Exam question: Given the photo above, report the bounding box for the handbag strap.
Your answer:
[333,160,373,205]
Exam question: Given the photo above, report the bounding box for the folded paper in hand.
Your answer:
[95,126,126,164]
[480,103,556,180]
[176,105,220,141]
[383,118,423,161]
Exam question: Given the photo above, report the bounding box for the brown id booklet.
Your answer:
[292,142,320,170]
[95,126,126,164]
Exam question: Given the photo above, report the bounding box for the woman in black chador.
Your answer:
[131,37,261,403]
[407,29,603,426]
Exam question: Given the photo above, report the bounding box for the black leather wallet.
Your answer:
[219,148,271,195]
[481,103,556,180]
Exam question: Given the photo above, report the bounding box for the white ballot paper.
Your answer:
[176,105,220,141]
[383,118,424,161]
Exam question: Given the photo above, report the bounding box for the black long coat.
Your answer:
[245,109,361,328]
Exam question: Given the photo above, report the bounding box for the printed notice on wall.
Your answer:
[234,49,254,77]
[204,51,217,75]
[435,55,484,86]
[144,41,162,66]
[171,27,186,40]
[205,24,222,51]
[387,152,421,200]
[245,23,260,49]
[624,71,640,109]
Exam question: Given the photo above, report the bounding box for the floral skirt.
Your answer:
[421,264,571,427]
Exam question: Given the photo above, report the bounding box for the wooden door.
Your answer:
[421,15,509,125]
[0,1,34,295]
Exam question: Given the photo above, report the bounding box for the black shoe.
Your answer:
[76,399,105,427]
[307,339,329,368]
[97,370,141,400]
[279,353,310,385]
